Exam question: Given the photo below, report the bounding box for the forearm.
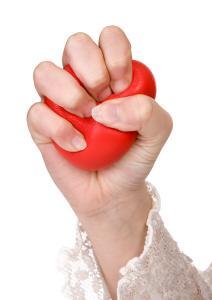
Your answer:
[78,182,152,299]
[61,182,212,299]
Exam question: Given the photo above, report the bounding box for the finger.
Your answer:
[33,61,96,117]
[92,95,173,144]
[27,102,87,152]
[62,32,112,100]
[99,25,132,94]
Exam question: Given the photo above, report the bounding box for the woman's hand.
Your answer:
[27,25,173,298]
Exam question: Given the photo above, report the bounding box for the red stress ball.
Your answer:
[44,60,156,171]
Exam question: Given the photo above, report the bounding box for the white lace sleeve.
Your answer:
[59,182,212,300]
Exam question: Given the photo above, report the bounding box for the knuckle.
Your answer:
[158,106,174,140]
[66,32,90,48]
[33,61,53,82]
[153,101,174,135]
[67,89,85,109]
[108,47,132,79]
[101,25,123,36]
[165,112,174,133]
[137,95,154,120]
[87,72,109,91]
[108,54,132,74]
[100,25,131,59]
[26,102,42,124]
[54,120,68,138]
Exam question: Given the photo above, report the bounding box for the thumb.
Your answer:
[91,94,173,148]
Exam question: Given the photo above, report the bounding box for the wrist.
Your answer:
[78,181,152,247]
[78,182,153,298]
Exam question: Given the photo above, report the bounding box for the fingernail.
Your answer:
[71,135,87,150]
[97,87,112,100]
[92,103,119,124]
[111,79,130,93]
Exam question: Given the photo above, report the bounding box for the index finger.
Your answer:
[33,61,96,118]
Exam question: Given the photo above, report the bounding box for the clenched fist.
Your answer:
[27,25,173,298]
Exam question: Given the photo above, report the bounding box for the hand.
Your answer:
[27,26,173,298]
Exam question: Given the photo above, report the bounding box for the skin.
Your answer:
[27,25,173,299]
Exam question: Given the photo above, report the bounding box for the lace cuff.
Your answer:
[58,222,111,299]
[59,182,212,300]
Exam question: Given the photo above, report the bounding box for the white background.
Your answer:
[0,0,212,299]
